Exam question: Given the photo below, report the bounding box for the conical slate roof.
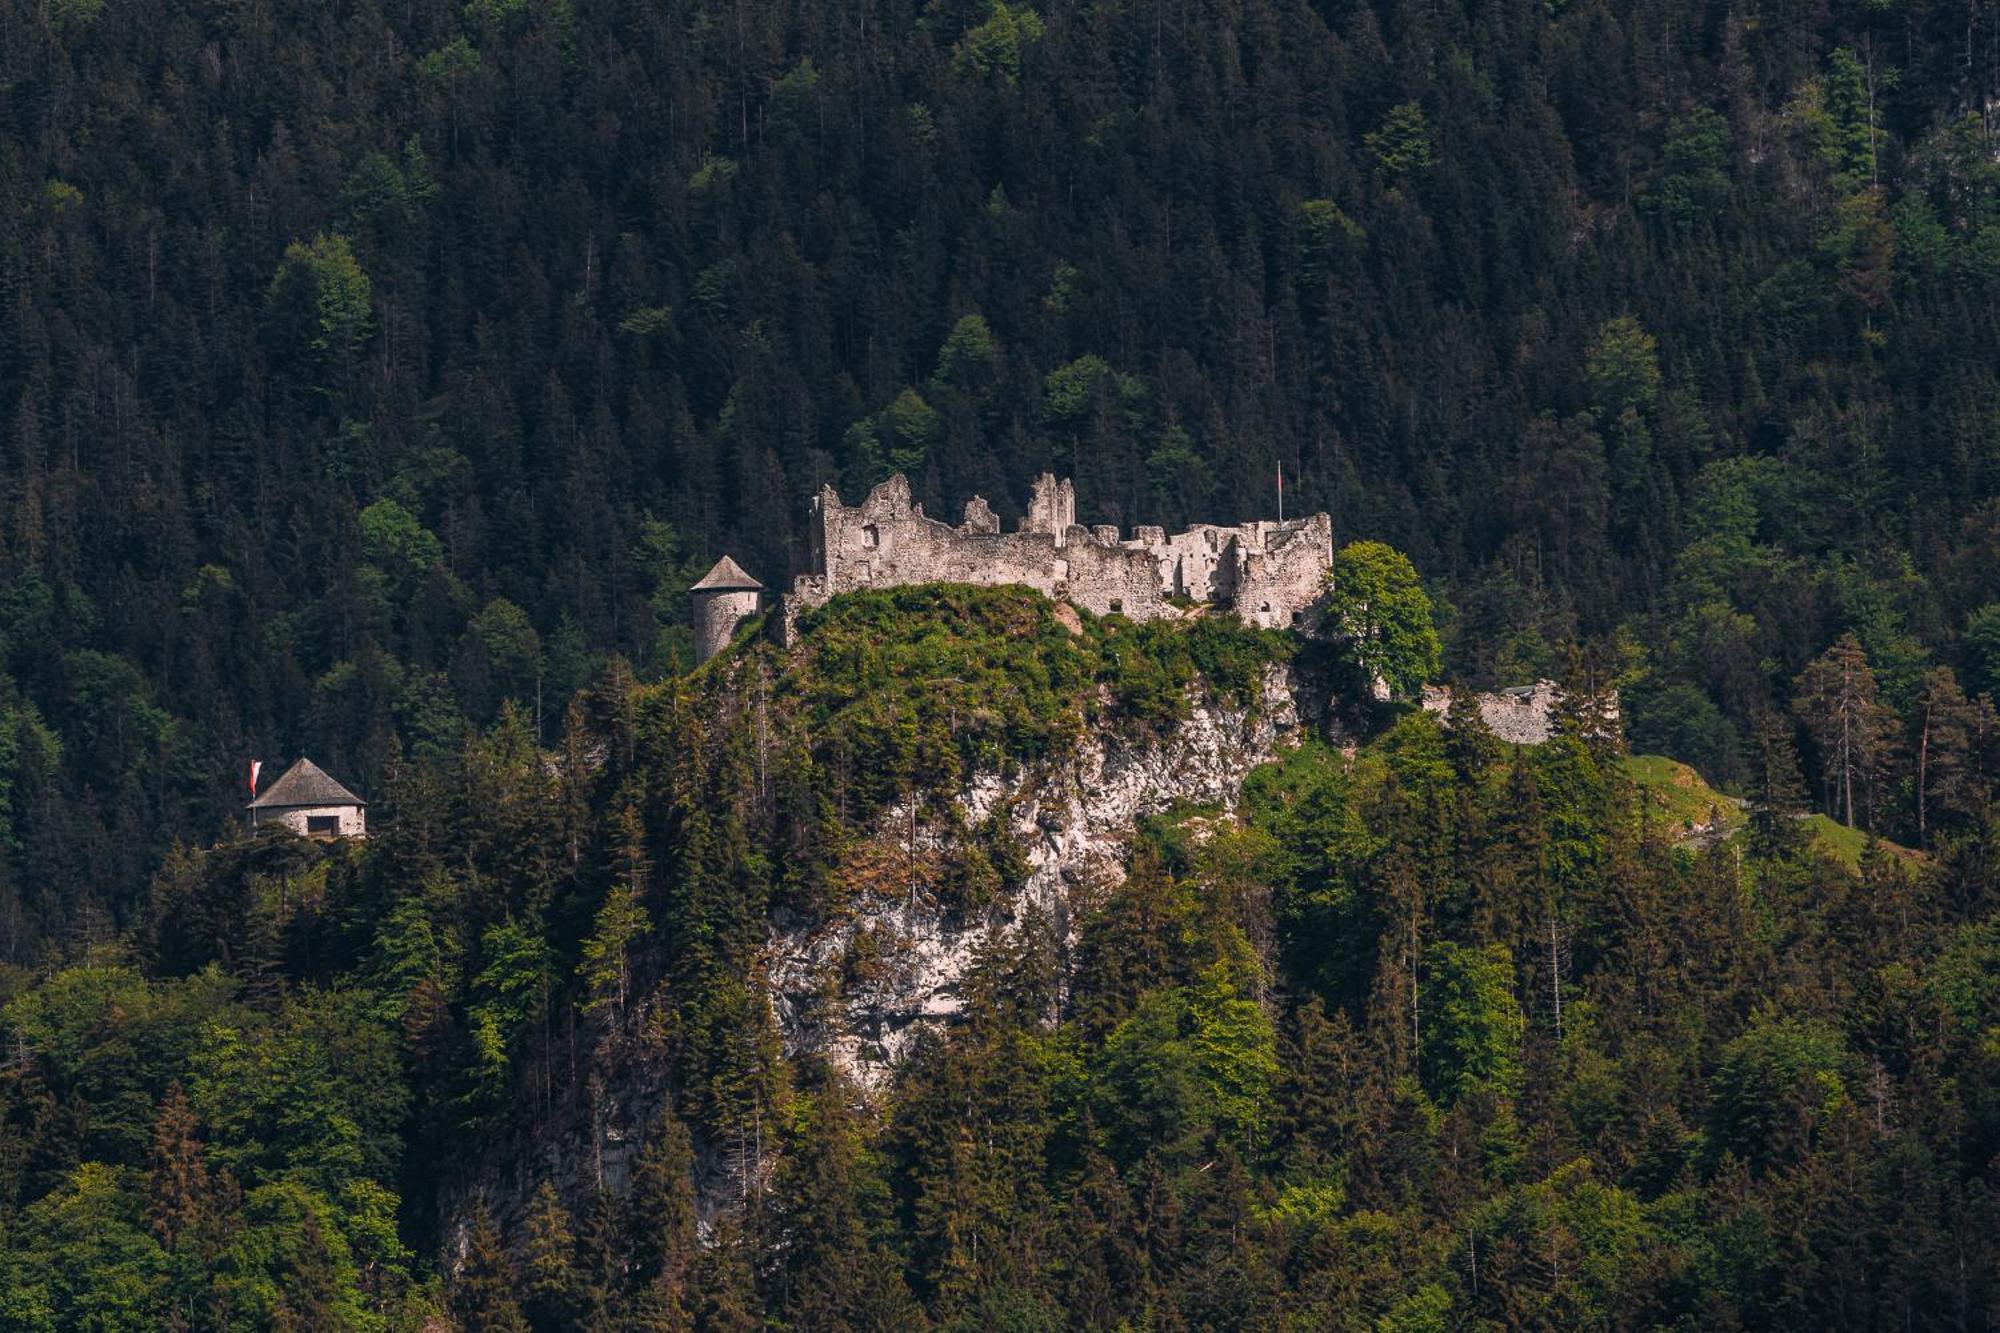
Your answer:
[248,757,366,809]
[690,555,763,591]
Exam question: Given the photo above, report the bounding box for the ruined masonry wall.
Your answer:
[776,473,1333,644]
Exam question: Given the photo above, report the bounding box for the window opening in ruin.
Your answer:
[861,524,880,549]
[1109,599,1123,614]
[306,815,340,835]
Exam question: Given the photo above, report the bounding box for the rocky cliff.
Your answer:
[768,661,1312,1088]
[442,588,1341,1249]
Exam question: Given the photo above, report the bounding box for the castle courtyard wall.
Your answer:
[775,473,1334,645]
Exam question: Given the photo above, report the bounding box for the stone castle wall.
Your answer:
[1420,681,1621,746]
[776,473,1333,643]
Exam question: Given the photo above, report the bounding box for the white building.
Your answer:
[246,757,367,838]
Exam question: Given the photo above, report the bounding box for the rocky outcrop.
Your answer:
[442,654,1336,1254]
[767,662,1309,1088]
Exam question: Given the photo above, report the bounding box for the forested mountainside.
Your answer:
[1,586,1997,1329]
[4,0,2000,1325]
[2,0,2000,946]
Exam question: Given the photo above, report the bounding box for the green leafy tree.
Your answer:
[951,1,1045,81]
[1096,956,1280,1160]
[1365,102,1433,175]
[1584,316,1661,419]
[1709,1015,1853,1172]
[935,314,998,389]
[267,233,374,375]
[1326,542,1442,701]
[1418,941,1525,1105]
[0,1163,169,1330]
[879,388,943,474]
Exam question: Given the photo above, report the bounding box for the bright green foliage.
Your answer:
[778,585,1288,812]
[881,387,943,472]
[689,156,739,192]
[1709,1015,1853,1171]
[1584,315,1662,417]
[1467,1161,1651,1326]
[210,1181,381,1331]
[461,918,554,1119]
[1365,102,1433,174]
[186,987,409,1192]
[1376,1282,1452,1333]
[935,314,998,388]
[1096,956,1280,1160]
[359,497,444,574]
[952,2,1045,81]
[1041,354,1140,426]
[268,233,374,358]
[1648,108,1732,228]
[1418,941,1524,1104]
[1299,198,1364,254]
[1325,541,1442,700]
[0,1163,168,1330]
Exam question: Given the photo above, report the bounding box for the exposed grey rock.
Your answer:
[768,663,1305,1088]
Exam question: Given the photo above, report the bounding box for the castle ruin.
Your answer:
[692,473,1334,662]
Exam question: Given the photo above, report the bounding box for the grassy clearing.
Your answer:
[1623,754,1925,869]
[1623,754,1745,840]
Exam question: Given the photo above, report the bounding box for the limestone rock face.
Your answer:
[441,657,1339,1256]
[768,663,1305,1088]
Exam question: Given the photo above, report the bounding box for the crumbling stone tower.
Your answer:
[690,556,764,664]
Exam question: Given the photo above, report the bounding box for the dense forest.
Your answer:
[1,0,1999,946]
[1,587,1998,1328]
[4,0,2000,1323]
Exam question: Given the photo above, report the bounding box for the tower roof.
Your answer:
[248,757,365,809]
[691,555,763,592]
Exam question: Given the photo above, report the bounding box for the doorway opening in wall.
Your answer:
[306,815,340,836]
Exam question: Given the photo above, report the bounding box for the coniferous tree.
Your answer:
[146,1083,211,1252]
[1793,634,1896,830]
[455,1206,532,1333]
[623,1105,697,1310]
[518,1181,578,1333]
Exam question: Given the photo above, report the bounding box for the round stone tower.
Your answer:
[690,556,765,664]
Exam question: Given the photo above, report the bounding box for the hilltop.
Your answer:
[3,582,1993,1327]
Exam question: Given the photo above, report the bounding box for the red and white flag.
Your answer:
[249,760,262,796]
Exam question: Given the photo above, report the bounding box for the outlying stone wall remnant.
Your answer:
[774,473,1333,644]
[1420,681,1621,746]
